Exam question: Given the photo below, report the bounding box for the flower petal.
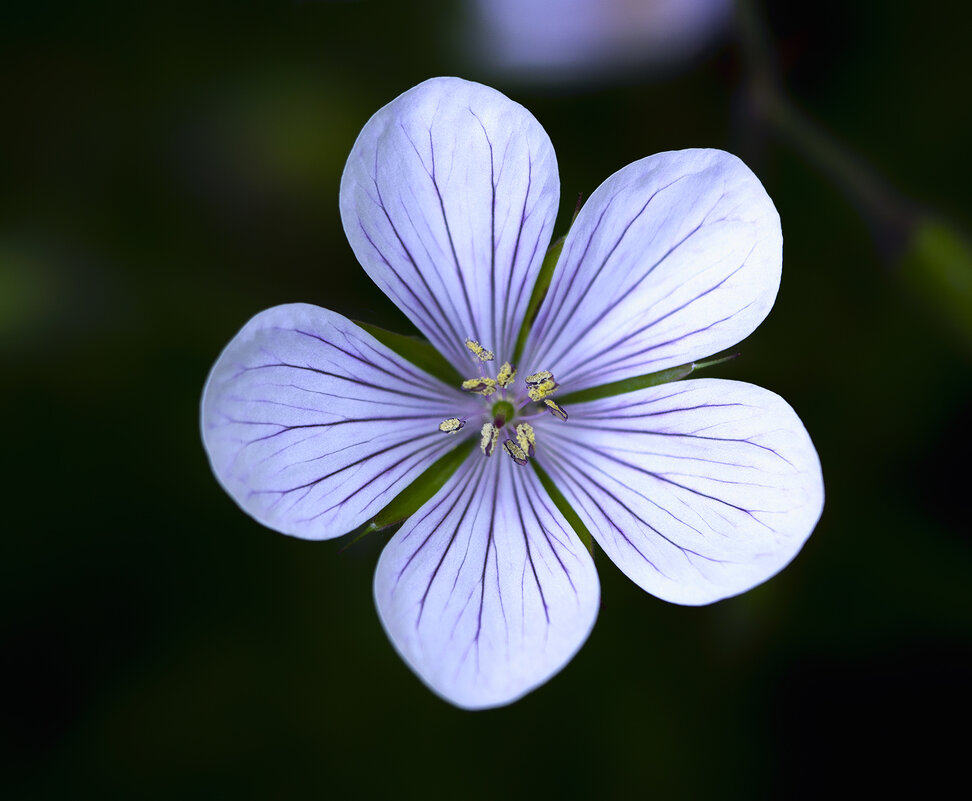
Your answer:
[521,149,782,392]
[340,77,560,370]
[533,379,822,605]
[471,0,732,82]
[374,453,599,709]
[201,303,481,540]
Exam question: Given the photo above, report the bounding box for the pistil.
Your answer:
[490,399,515,429]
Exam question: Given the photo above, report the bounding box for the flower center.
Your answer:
[436,338,568,467]
[491,399,515,427]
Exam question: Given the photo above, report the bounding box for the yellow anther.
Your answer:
[504,439,528,466]
[496,361,517,388]
[525,370,553,386]
[515,423,536,457]
[461,377,498,396]
[480,422,499,456]
[465,338,494,362]
[543,398,568,421]
[438,417,464,434]
[527,379,558,401]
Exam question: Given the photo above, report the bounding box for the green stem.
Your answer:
[734,0,914,245]
[734,0,972,351]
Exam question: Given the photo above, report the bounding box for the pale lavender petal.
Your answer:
[521,149,782,392]
[533,379,822,604]
[471,0,731,83]
[340,77,559,370]
[201,303,481,540]
[375,454,599,709]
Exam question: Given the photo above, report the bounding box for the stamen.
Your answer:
[454,340,566,454]
[462,377,498,396]
[496,361,517,389]
[503,439,528,466]
[515,423,536,457]
[527,378,559,402]
[480,422,499,456]
[465,338,494,362]
[543,398,568,421]
[438,417,464,434]
[525,370,553,386]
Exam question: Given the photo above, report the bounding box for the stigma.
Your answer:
[437,337,568,467]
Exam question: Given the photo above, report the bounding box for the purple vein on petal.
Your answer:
[554,256,751,386]
[541,447,671,578]
[538,181,703,370]
[427,118,481,344]
[202,304,474,541]
[366,156,466,362]
[543,426,774,540]
[533,377,822,605]
[468,108,499,355]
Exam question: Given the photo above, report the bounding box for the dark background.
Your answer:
[3,1,969,798]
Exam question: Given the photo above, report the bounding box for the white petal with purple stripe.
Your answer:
[534,379,823,605]
[201,303,481,540]
[340,77,560,371]
[522,149,782,391]
[375,454,599,709]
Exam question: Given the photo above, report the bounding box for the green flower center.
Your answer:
[490,400,515,428]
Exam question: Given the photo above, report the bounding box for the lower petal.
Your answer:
[201,303,479,540]
[535,379,823,605]
[374,454,599,709]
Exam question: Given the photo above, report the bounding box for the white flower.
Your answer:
[467,0,732,82]
[201,77,823,709]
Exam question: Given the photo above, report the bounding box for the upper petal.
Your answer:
[340,77,560,370]
[471,0,732,82]
[521,149,782,391]
[533,379,822,605]
[375,453,599,709]
[201,303,480,540]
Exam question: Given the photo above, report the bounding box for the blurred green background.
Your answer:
[3,1,969,798]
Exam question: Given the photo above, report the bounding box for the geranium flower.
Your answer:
[201,77,823,709]
[466,0,731,83]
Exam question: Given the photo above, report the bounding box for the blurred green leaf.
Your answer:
[0,244,55,343]
[899,218,972,352]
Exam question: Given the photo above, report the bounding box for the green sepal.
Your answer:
[364,437,477,534]
[354,321,462,386]
[556,353,739,405]
[530,459,594,557]
[512,235,565,364]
